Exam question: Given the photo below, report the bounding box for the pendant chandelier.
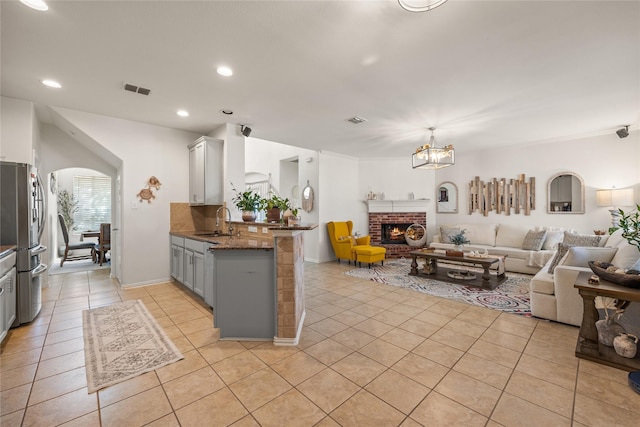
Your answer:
[412,127,455,169]
[398,0,448,13]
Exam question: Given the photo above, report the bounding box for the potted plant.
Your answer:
[57,189,79,232]
[449,229,470,251]
[262,193,289,223]
[231,183,261,222]
[617,204,640,251]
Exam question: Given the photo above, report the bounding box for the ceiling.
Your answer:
[2,0,639,158]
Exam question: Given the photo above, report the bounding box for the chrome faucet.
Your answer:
[216,206,232,235]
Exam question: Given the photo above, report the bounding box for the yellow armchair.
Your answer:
[327,221,371,263]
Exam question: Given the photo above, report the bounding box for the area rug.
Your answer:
[49,258,110,275]
[82,299,184,393]
[345,258,532,315]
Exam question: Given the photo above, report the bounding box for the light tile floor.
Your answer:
[1,261,639,426]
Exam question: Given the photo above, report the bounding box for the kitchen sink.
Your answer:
[193,232,232,237]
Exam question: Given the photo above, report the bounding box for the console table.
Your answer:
[574,271,640,371]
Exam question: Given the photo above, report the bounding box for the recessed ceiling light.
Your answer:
[20,0,48,11]
[216,66,233,77]
[41,79,61,88]
[176,110,189,117]
[220,109,234,115]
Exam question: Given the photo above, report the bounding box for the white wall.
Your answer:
[0,96,36,164]
[244,137,321,261]
[432,131,640,234]
[46,107,201,286]
[358,157,437,240]
[317,151,360,263]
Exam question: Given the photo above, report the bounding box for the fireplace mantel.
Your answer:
[365,199,430,213]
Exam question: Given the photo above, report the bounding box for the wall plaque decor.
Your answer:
[137,176,162,203]
[468,174,535,216]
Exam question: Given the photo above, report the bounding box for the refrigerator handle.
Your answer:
[36,173,47,241]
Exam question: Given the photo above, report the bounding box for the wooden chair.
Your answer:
[58,214,95,267]
[94,223,111,265]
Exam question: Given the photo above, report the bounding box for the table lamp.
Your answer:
[596,188,635,228]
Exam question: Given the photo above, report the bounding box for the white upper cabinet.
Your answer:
[188,136,223,205]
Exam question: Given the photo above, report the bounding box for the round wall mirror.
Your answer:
[547,172,585,214]
[301,180,314,212]
[436,181,458,213]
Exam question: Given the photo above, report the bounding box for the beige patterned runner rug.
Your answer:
[83,299,184,393]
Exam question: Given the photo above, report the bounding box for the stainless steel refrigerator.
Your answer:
[0,161,47,325]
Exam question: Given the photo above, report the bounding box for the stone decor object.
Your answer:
[613,333,638,358]
[595,317,625,347]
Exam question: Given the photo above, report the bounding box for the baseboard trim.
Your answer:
[273,309,306,346]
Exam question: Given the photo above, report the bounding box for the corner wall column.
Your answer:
[272,229,305,345]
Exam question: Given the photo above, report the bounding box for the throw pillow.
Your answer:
[547,243,573,274]
[440,226,461,244]
[610,243,640,270]
[562,247,618,268]
[629,258,640,273]
[562,231,602,247]
[522,230,547,251]
[542,230,564,250]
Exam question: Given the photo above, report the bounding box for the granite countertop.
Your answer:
[230,221,319,231]
[171,223,317,250]
[0,245,17,259]
[170,231,274,250]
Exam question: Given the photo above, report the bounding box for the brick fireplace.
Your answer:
[367,201,428,258]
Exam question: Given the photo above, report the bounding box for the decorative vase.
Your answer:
[242,211,256,222]
[595,317,625,347]
[266,207,281,223]
[454,244,463,252]
[613,333,638,358]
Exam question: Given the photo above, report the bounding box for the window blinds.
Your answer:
[73,175,111,233]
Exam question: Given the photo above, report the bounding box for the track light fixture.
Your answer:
[240,125,252,137]
[616,125,629,139]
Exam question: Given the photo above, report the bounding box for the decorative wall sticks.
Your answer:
[468,174,535,216]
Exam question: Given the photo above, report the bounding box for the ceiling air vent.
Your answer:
[346,116,367,124]
[123,83,151,96]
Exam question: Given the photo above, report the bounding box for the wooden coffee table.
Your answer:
[408,250,507,290]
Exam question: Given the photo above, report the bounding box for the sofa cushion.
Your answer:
[495,224,532,248]
[604,228,626,248]
[542,230,564,250]
[522,230,547,251]
[547,243,574,274]
[460,223,497,246]
[531,270,555,295]
[490,246,530,260]
[610,243,640,270]
[440,226,461,243]
[562,231,604,247]
[562,246,618,268]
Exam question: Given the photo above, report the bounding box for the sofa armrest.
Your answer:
[356,235,371,245]
[553,265,589,326]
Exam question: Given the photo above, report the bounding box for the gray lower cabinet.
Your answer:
[184,238,205,298]
[213,249,275,339]
[170,236,184,283]
[170,236,206,299]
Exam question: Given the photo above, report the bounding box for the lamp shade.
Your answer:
[596,189,612,207]
[596,188,635,207]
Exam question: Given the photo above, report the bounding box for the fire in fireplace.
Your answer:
[381,223,412,244]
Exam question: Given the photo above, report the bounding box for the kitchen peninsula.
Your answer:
[170,203,316,345]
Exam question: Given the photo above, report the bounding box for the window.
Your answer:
[73,175,111,232]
